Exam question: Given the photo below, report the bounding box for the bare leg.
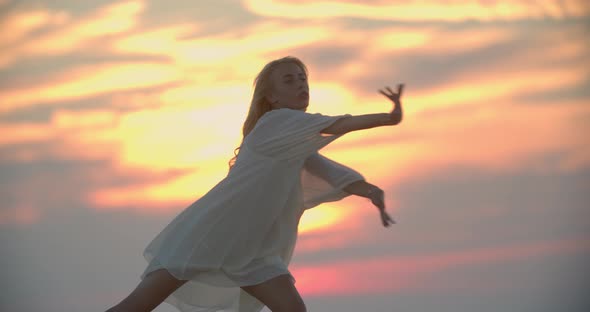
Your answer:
[241,274,306,312]
[105,269,188,312]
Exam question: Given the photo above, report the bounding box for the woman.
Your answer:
[106,56,403,312]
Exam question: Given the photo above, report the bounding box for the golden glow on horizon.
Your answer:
[298,205,347,234]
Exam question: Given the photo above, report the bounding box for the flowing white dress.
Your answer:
[141,107,366,312]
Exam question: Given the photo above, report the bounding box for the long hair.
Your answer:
[227,56,309,173]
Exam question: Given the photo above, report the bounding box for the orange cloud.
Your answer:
[0,108,123,163]
[0,19,339,114]
[0,1,144,68]
[111,20,334,67]
[314,81,587,189]
[363,26,516,59]
[0,62,182,113]
[341,98,590,190]
[55,103,245,213]
[87,176,200,214]
[243,0,590,21]
[0,8,69,48]
[315,25,588,184]
[2,1,586,225]
[0,122,54,146]
[410,66,585,114]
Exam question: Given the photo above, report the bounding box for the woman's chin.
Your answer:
[289,100,308,111]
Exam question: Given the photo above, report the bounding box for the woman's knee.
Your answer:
[113,269,187,312]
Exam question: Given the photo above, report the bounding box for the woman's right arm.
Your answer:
[320,113,397,135]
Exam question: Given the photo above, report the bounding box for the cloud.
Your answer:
[0,7,70,48]
[0,1,144,68]
[0,103,248,214]
[291,237,590,296]
[242,0,590,22]
[1,2,588,310]
[291,21,590,185]
[0,62,182,114]
[0,203,41,225]
[0,122,54,146]
[0,18,340,115]
[341,97,590,190]
[0,147,200,225]
[1,0,587,228]
[291,157,590,286]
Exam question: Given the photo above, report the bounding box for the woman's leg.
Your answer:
[241,274,307,312]
[105,269,188,312]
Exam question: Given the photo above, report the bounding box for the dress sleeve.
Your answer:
[301,151,366,210]
[247,108,352,162]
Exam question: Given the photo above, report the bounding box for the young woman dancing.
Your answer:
[106,55,403,312]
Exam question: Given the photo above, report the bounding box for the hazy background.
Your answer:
[1,0,589,311]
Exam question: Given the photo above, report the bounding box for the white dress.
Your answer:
[141,108,366,312]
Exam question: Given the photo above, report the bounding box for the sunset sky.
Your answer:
[1,0,589,311]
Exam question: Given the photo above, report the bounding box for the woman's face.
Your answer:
[267,62,309,111]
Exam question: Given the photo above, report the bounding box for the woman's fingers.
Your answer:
[379,89,390,98]
[380,84,404,100]
[381,212,395,227]
[379,208,396,226]
[385,86,394,95]
[368,187,395,227]
[386,212,396,224]
[381,211,396,226]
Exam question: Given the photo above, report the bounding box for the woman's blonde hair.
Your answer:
[227,56,308,173]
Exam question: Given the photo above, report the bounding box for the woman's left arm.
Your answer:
[343,180,377,198]
[345,180,396,227]
[305,153,396,227]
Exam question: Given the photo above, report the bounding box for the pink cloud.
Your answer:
[291,237,590,297]
[0,204,42,225]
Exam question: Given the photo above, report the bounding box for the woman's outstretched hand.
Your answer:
[378,84,404,125]
[368,186,396,227]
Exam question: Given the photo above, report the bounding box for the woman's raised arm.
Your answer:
[320,113,396,135]
[320,84,405,136]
